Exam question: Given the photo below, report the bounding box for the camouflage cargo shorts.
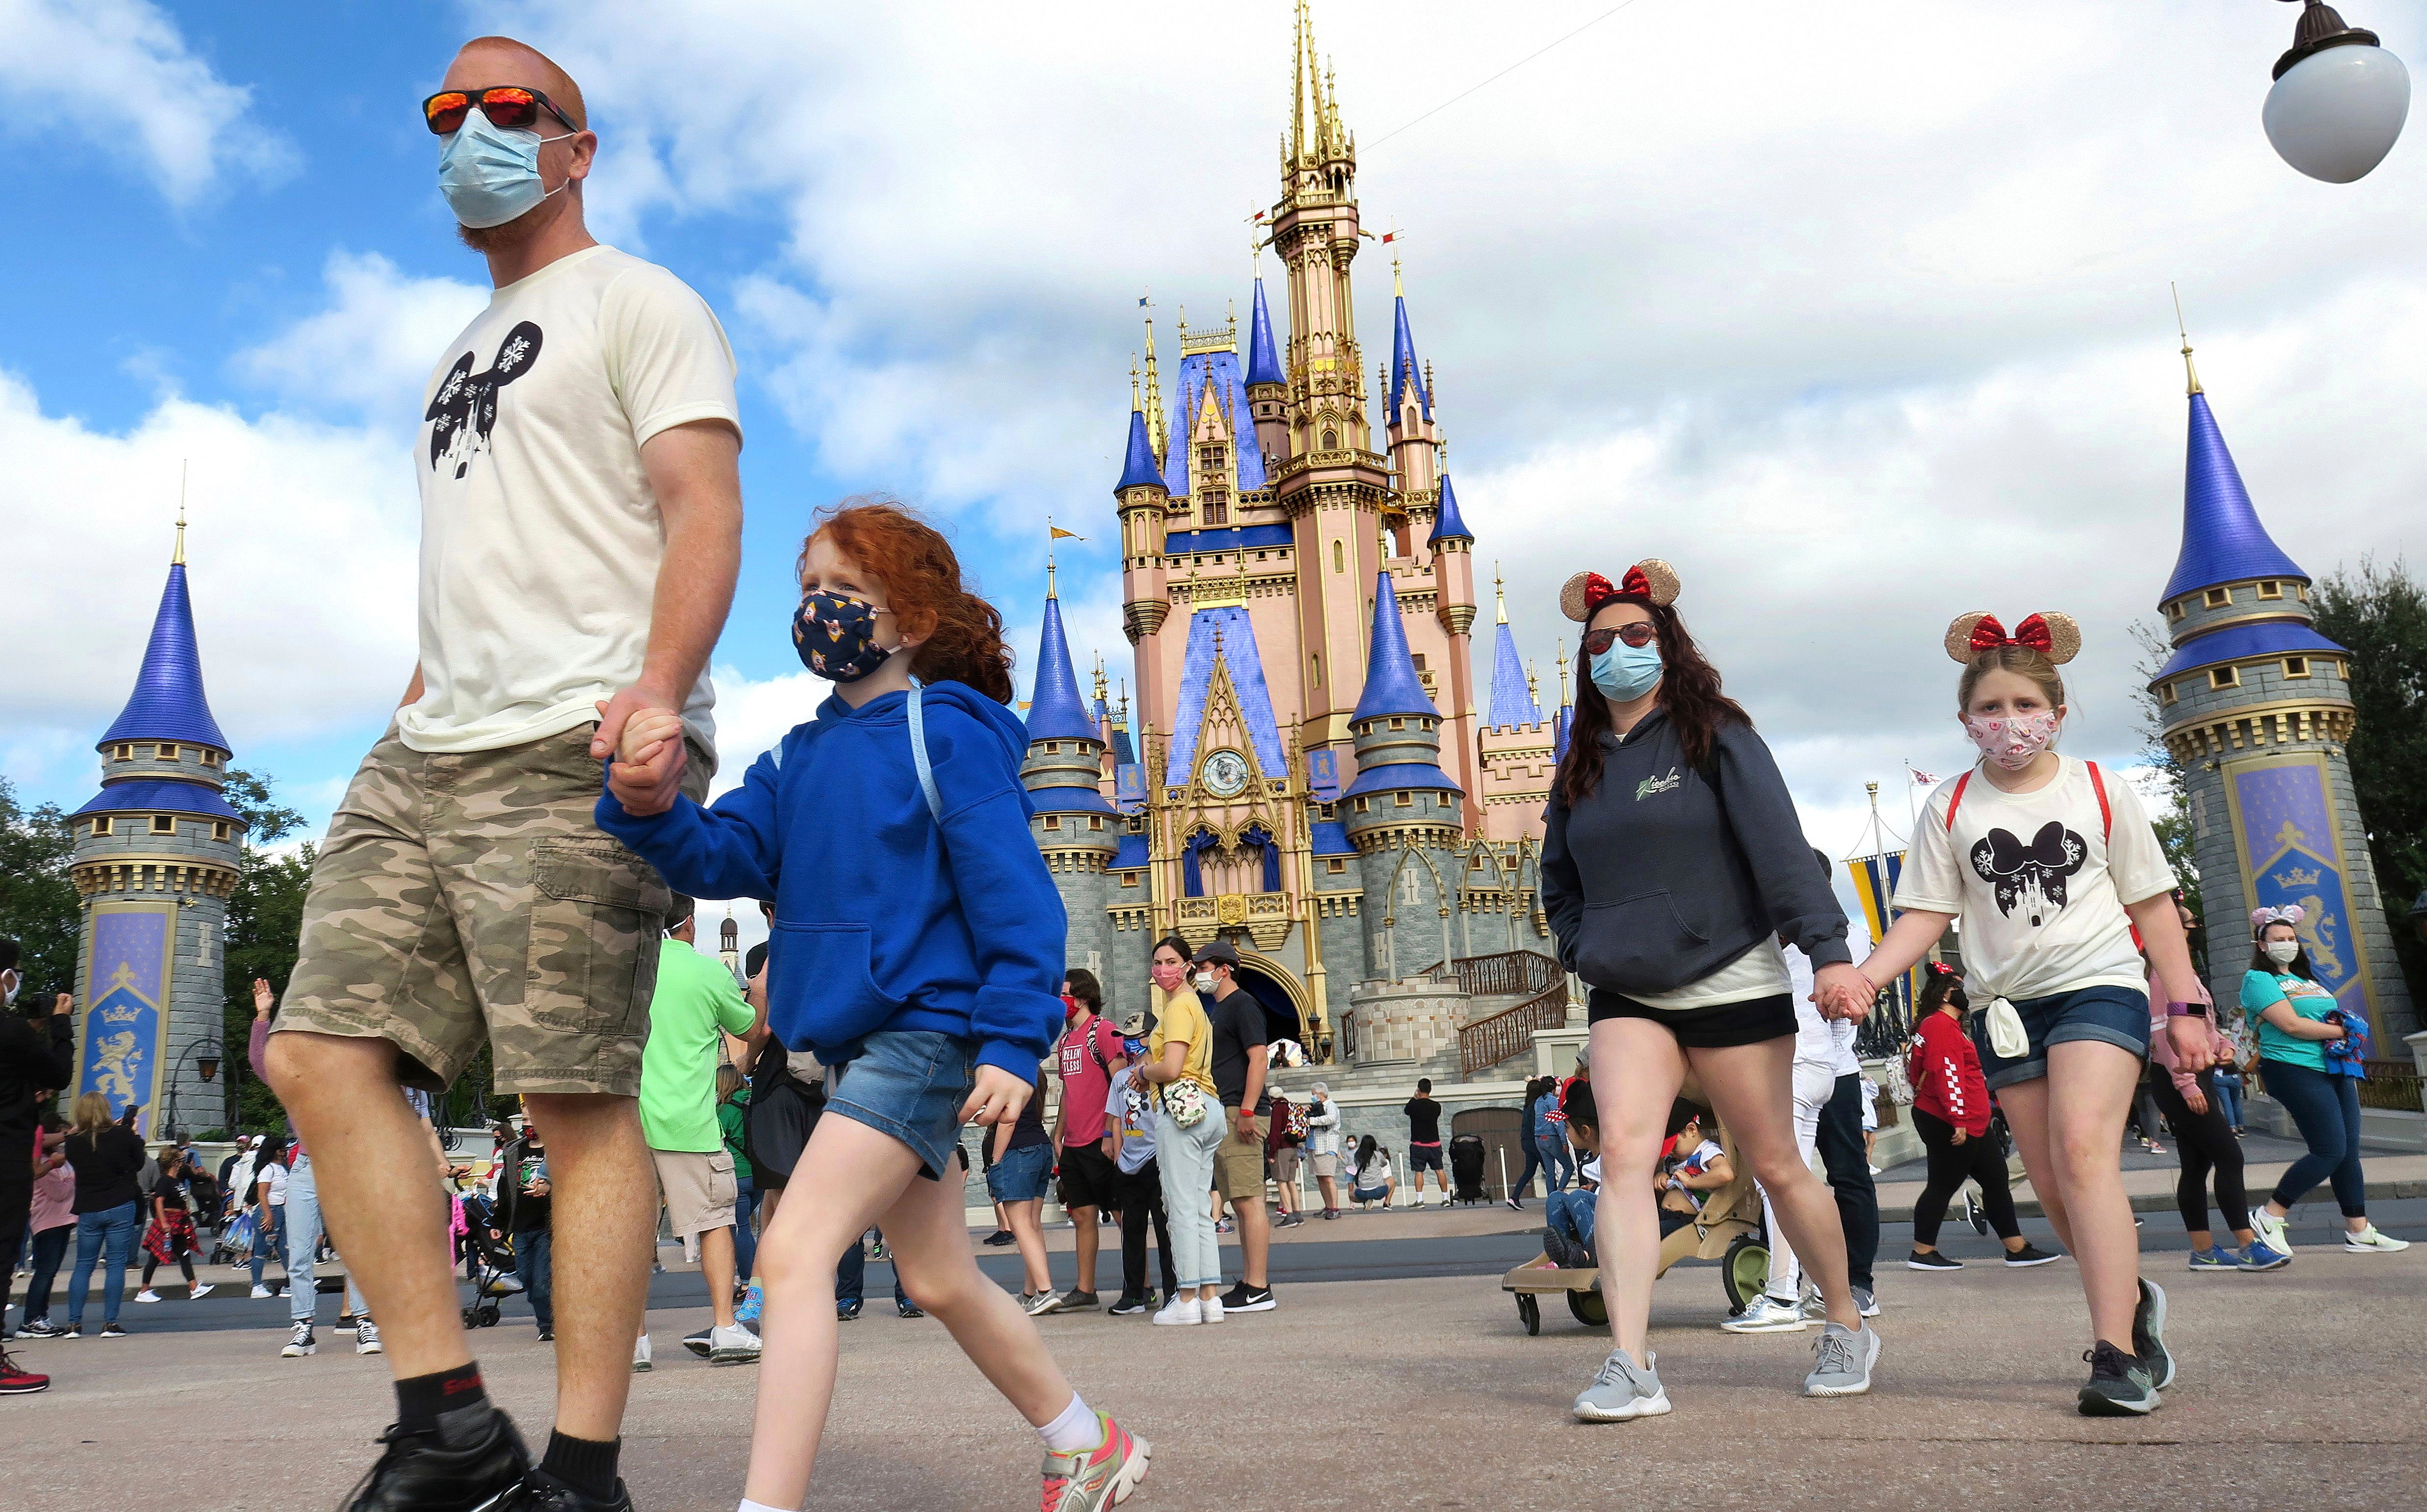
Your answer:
[276,722,711,1098]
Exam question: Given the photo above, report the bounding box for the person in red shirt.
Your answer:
[1906,968,2052,1271]
[1035,970,1127,1314]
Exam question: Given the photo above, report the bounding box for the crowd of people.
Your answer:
[0,31,2417,1512]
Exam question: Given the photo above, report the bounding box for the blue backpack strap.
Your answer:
[906,677,944,823]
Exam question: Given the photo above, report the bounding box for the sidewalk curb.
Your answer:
[1899,1177,2427,1224]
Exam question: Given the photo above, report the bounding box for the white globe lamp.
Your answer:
[2264,1,2409,182]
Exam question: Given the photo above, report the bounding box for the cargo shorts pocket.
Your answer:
[526,837,674,1036]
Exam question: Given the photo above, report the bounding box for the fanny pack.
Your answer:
[1984,998,2031,1061]
[1160,1079,1210,1128]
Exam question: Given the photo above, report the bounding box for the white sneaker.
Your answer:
[2344,1224,2410,1253]
[632,1333,652,1372]
[281,1323,316,1357]
[2251,1208,2295,1258]
[1150,1297,1202,1326]
[189,1284,215,1300]
[1201,1295,1224,1323]
[135,1290,162,1304]
[708,1322,762,1364]
[1722,1294,1808,1333]
[355,1318,382,1355]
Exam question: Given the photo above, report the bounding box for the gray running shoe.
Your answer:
[1802,1322,1880,1397]
[1572,1348,1671,1422]
[2077,1340,2158,1415]
[2131,1278,2174,1390]
[1851,1285,1879,1319]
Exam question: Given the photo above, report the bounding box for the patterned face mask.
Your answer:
[792,590,898,682]
[1962,709,2059,771]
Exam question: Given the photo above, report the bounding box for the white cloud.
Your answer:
[233,252,488,420]
[0,0,294,205]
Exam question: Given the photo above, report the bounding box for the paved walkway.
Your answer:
[12,1244,2423,1508]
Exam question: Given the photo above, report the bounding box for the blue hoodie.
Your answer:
[594,680,1067,1083]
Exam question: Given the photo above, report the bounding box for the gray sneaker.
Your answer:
[1572,1348,1671,1422]
[1802,1322,1880,1397]
[2077,1340,2158,1415]
[1852,1285,1880,1319]
[2131,1278,2174,1390]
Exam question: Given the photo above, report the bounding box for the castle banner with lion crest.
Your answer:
[78,901,178,1136]
[2225,755,2376,1015]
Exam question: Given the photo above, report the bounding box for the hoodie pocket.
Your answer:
[766,922,898,1046]
[1572,890,1708,992]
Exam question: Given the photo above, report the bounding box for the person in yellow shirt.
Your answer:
[1132,937,1224,1325]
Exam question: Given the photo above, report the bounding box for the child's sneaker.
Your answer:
[735,1280,763,1326]
[1039,1411,1150,1512]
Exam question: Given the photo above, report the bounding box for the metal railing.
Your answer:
[2356,1059,2426,1113]
[1422,949,1564,999]
[1458,980,1573,1079]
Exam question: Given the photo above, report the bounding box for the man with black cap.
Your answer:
[1192,942,1276,1313]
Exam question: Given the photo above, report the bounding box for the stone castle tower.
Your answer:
[2150,341,2415,1037]
[1022,0,1575,1068]
[69,523,249,1137]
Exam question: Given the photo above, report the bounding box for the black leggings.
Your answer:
[141,1249,197,1288]
[1911,1108,2019,1247]
[2149,1068,2247,1237]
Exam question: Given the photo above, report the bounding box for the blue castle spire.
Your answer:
[1245,276,1284,388]
[100,557,230,752]
[1024,585,1098,741]
[1388,291,1430,423]
[1345,571,1455,797]
[1427,471,1471,545]
[2159,381,2307,604]
[1114,406,1165,494]
[1351,572,1435,723]
[1486,583,1538,730]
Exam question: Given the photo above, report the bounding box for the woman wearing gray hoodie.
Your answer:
[1542,560,1882,1425]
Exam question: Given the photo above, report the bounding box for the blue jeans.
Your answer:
[67,1200,139,1326]
[250,1205,283,1289]
[1514,1138,1543,1201]
[836,1229,906,1307]
[285,1155,367,1323]
[23,1224,72,1322]
[1545,1189,1597,1263]
[2263,1059,2367,1218]
[2211,1070,2245,1129]
[732,1177,758,1282]
[513,1228,554,1330]
[1537,1136,1575,1193]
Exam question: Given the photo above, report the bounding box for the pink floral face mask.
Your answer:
[1963,709,2059,771]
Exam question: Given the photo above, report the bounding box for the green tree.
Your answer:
[217,768,312,1133]
[2130,620,2205,973]
[0,776,81,1002]
[2311,557,2427,1011]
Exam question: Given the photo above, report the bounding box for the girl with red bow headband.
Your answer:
[1834,609,2212,1417]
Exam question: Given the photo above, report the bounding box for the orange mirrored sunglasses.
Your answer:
[422,85,578,136]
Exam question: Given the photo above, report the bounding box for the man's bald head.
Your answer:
[445,35,588,130]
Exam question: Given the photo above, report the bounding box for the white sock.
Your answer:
[1037,1392,1098,1453]
[739,1500,793,1512]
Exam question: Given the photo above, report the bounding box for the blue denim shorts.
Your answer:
[825,1028,976,1181]
[1980,985,2151,1091]
[986,1141,1052,1203]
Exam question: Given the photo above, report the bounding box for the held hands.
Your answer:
[1812,963,1876,1023]
[961,1064,1033,1127]
[601,702,687,817]
[53,992,74,1018]
[2164,1013,2217,1072]
[2182,1083,2209,1116]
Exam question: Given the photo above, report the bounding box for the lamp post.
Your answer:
[2263,1,2409,181]
[160,1036,224,1142]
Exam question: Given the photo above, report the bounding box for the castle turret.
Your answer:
[1484,572,1538,732]
[1115,376,1175,720]
[1025,576,1120,998]
[1340,572,1463,979]
[1245,274,1289,472]
[2150,340,2413,1035]
[71,524,248,1138]
[1386,271,1438,501]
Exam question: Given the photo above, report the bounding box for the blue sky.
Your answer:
[7,0,2427,860]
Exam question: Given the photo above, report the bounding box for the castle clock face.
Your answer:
[1201,749,1251,798]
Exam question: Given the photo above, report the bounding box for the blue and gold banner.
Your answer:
[1844,851,1905,944]
[2228,756,2374,1014]
[79,901,178,1136]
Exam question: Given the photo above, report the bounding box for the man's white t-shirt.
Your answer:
[1895,756,2175,1003]
[400,245,741,755]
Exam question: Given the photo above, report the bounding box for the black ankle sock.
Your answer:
[542,1430,620,1498]
[396,1362,487,1431]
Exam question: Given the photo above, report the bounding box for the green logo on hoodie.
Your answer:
[1635,767,1682,802]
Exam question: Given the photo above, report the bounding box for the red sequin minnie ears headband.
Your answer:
[1942,611,2081,666]
[1559,559,1680,622]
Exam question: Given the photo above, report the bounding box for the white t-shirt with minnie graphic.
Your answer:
[1895,755,2175,1002]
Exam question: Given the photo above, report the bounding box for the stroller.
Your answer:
[456,1191,525,1328]
[1449,1134,1489,1205]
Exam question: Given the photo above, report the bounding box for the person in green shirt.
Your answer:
[637,901,763,1368]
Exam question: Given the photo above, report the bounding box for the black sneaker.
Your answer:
[1905,1250,1963,1271]
[1057,1290,1101,1312]
[2003,1242,2060,1268]
[342,1403,531,1511]
[99,1322,129,1338]
[1220,1283,1277,1313]
[1107,1294,1150,1317]
[2131,1278,2174,1390]
[2076,1341,2158,1416]
[981,1230,1017,1247]
[504,1467,633,1512]
[836,1299,863,1321]
[1541,1227,1576,1268]
[1964,1193,1989,1236]
[897,1301,924,1319]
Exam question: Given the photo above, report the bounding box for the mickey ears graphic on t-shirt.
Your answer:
[1559,559,1681,621]
[1943,611,2081,666]
[425,320,546,478]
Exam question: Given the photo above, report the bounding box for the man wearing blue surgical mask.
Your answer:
[259,34,745,1512]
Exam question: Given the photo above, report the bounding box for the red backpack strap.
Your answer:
[2085,760,2113,844]
[1943,771,1972,832]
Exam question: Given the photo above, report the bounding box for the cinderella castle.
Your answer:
[1010,2,1579,1078]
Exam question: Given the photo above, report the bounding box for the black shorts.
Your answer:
[1587,990,1796,1050]
[1407,1142,1444,1172]
[1056,1141,1120,1211]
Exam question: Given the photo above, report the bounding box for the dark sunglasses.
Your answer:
[1581,623,1657,655]
[422,85,579,136]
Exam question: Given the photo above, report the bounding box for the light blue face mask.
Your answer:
[437,106,573,229]
[1590,637,1663,703]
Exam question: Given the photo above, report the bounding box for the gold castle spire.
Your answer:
[1142,314,1167,465]
[1494,562,1507,624]
[173,459,188,565]
[2171,283,2202,396]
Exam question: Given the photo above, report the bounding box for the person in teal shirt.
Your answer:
[2239,907,2407,1258]
[638,900,762,1367]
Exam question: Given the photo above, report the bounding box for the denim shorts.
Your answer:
[825,1028,977,1181]
[1980,984,2151,1092]
[987,1141,1052,1203]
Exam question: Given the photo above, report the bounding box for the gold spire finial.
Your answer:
[1528,659,1540,707]
[1093,654,1109,705]
[1131,355,1140,411]
[1556,644,1572,706]
[1143,314,1167,463]
[173,459,189,565]
[2172,282,2202,396]
[1393,256,1402,297]
[1494,562,1507,624]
